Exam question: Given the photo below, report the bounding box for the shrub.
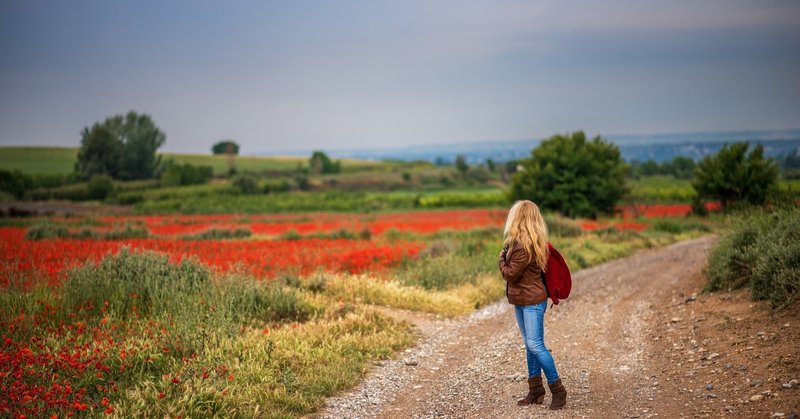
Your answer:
[181,228,251,240]
[751,233,800,309]
[544,214,584,237]
[510,131,628,218]
[705,208,799,308]
[160,163,213,187]
[262,178,292,194]
[103,224,150,240]
[281,229,301,240]
[87,174,114,200]
[693,142,779,210]
[63,248,211,318]
[25,222,69,240]
[25,222,150,240]
[0,169,32,198]
[233,174,259,194]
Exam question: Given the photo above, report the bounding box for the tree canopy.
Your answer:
[309,151,341,174]
[75,111,166,180]
[212,140,240,155]
[693,142,778,209]
[509,131,628,218]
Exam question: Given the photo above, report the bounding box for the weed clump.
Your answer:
[180,228,252,240]
[24,222,69,240]
[63,247,211,318]
[544,214,584,237]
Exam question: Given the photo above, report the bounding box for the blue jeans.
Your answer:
[514,302,560,384]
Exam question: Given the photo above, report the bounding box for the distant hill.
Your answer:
[281,129,800,164]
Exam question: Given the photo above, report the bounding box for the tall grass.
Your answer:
[1,248,411,418]
[134,189,508,214]
[180,228,252,240]
[62,248,209,318]
[25,222,150,240]
[394,228,499,290]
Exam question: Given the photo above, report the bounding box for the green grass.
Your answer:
[627,175,695,203]
[0,147,79,175]
[0,147,382,176]
[627,175,800,204]
[164,153,308,176]
[132,187,509,214]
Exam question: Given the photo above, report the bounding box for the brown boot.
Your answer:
[517,376,545,405]
[548,378,567,410]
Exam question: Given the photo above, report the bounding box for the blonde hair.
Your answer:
[503,200,549,271]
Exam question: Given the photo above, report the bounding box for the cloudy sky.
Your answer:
[1,0,799,154]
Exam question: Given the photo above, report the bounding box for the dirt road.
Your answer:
[319,236,800,418]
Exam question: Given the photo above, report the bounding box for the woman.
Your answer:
[498,200,567,410]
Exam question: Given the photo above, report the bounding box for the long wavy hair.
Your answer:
[503,200,549,271]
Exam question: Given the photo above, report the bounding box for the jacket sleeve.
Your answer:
[498,246,528,284]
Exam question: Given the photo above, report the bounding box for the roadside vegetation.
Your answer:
[705,206,799,309]
[1,210,717,417]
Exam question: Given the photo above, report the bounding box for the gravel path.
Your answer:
[319,237,717,418]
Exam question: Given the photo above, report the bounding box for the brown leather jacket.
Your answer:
[498,242,548,306]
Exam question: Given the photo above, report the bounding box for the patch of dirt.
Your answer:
[648,265,800,417]
[318,236,800,418]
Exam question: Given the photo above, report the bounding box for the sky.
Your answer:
[1,0,799,154]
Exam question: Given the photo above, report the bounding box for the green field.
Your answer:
[164,152,307,175]
[0,147,79,175]
[0,147,386,176]
[628,175,695,202]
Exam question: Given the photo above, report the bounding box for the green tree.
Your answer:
[76,111,166,180]
[509,131,628,218]
[668,156,696,179]
[114,112,166,180]
[693,142,778,209]
[309,151,341,174]
[211,140,240,155]
[87,174,114,200]
[454,155,469,173]
[0,169,32,199]
[75,125,123,179]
